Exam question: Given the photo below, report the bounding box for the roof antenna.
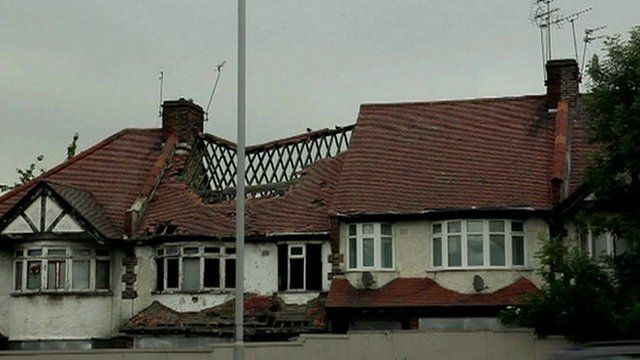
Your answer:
[532,0,559,80]
[550,7,592,68]
[158,71,164,121]
[582,26,607,75]
[205,61,226,122]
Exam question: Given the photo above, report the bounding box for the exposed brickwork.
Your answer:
[161,98,204,144]
[546,59,580,108]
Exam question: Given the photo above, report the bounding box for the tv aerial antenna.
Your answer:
[551,7,592,68]
[158,71,164,121]
[532,0,560,80]
[582,26,607,74]
[205,61,226,122]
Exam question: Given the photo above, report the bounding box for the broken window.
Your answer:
[346,223,395,270]
[155,243,236,293]
[278,243,323,291]
[14,246,111,293]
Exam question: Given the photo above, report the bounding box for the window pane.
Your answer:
[182,258,200,292]
[489,221,505,233]
[381,224,392,236]
[511,221,524,232]
[490,235,505,266]
[225,258,236,288]
[467,220,483,233]
[289,258,305,290]
[49,249,67,257]
[165,247,179,256]
[448,221,461,233]
[433,223,442,234]
[73,249,91,256]
[348,224,356,236]
[614,237,631,256]
[363,224,374,235]
[72,260,90,289]
[15,261,23,290]
[448,235,462,267]
[433,238,442,267]
[184,247,199,255]
[594,233,608,256]
[27,249,42,257]
[48,260,66,289]
[225,247,236,255]
[27,261,42,290]
[15,250,24,257]
[290,246,303,256]
[96,260,110,290]
[204,258,220,288]
[363,238,374,267]
[166,258,179,288]
[467,234,484,266]
[512,236,525,266]
[381,237,393,269]
[349,237,357,268]
[204,247,220,254]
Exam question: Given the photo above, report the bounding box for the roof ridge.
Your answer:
[0,128,143,204]
[359,94,546,108]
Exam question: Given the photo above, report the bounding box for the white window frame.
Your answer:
[13,244,111,293]
[155,243,236,293]
[287,244,306,290]
[430,219,526,270]
[581,230,629,257]
[346,223,395,271]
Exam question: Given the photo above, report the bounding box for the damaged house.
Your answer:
[0,59,623,348]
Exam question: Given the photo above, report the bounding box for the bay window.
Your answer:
[14,246,111,293]
[155,243,235,292]
[431,220,525,269]
[347,223,394,270]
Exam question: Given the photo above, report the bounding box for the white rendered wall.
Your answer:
[339,218,551,293]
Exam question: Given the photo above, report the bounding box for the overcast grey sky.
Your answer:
[0,0,638,186]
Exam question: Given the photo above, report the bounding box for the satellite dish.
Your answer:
[361,272,375,288]
[473,275,487,292]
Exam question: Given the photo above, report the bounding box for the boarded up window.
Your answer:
[71,260,89,289]
[182,258,200,292]
[96,260,110,290]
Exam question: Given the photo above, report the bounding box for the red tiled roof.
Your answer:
[0,129,165,238]
[330,95,592,215]
[325,277,538,308]
[136,152,345,237]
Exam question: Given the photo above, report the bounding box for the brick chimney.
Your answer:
[161,98,204,145]
[546,59,580,109]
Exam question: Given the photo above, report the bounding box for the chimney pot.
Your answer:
[161,98,204,144]
[546,59,580,109]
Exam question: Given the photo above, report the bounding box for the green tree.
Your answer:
[0,132,80,192]
[584,26,640,247]
[500,27,640,342]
